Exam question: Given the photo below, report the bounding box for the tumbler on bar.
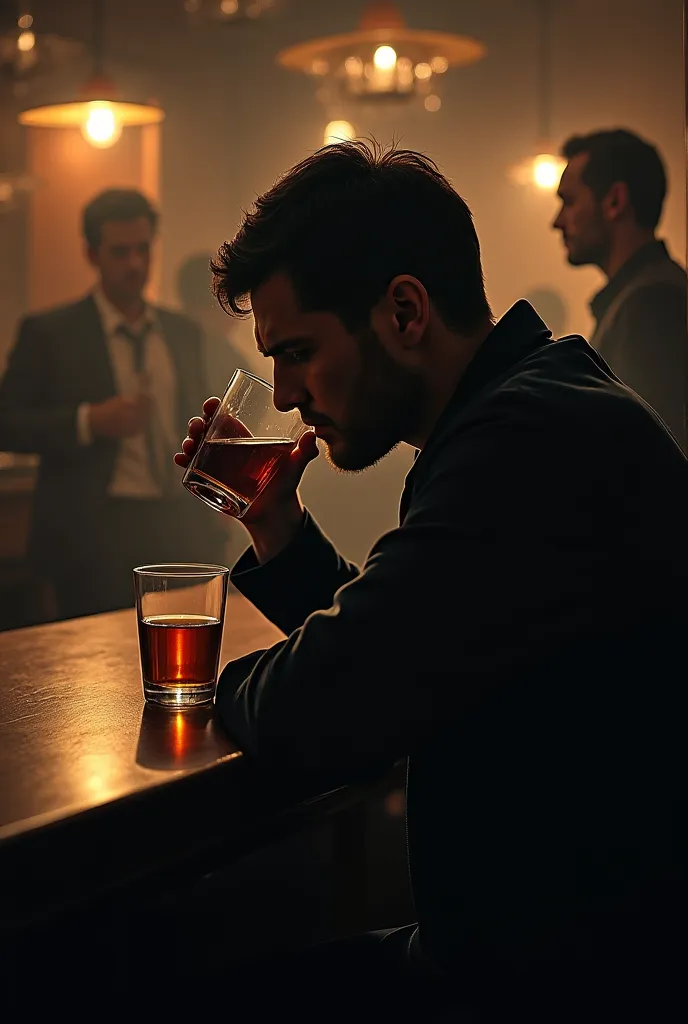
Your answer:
[133,563,229,709]
[182,368,308,518]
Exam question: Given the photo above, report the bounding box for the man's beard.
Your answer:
[567,216,610,270]
[324,327,423,473]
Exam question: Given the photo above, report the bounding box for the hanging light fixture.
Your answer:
[510,0,565,192]
[17,0,164,149]
[0,4,83,95]
[183,0,277,24]
[278,0,486,127]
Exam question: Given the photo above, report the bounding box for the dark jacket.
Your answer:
[590,239,687,450]
[216,302,688,1014]
[0,293,215,574]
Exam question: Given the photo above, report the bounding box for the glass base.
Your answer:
[143,680,216,709]
[183,469,249,518]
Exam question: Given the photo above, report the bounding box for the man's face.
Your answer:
[251,272,423,472]
[88,217,153,302]
[552,152,610,268]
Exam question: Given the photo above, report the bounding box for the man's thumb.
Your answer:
[293,429,320,468]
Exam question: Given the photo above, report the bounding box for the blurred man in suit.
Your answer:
[176,252,245,396]
[0,188,226,621]
[553,128,686,449]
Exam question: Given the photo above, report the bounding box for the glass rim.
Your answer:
[133,563,230,578]
[228,368,272,392]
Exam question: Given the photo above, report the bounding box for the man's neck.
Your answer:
[99,285,146,325]
[602,231,656,281]
[405,318,494,451]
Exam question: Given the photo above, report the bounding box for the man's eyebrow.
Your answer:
[258,337,311,358]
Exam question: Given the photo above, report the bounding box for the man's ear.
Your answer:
[371,275,429,353]
[602,181,630,222]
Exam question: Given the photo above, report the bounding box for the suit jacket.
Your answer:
[0,294,217,574]
[216,301,688,1016]
[590,240,687,450]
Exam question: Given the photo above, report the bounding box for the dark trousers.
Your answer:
[52,497,230,620]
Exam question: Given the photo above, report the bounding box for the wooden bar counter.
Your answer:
[0,593,381,939]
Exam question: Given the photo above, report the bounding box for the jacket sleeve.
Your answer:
[215,413,577,789]
[230,511,361,635]
[613,283,687,449]
[0,317,83,455]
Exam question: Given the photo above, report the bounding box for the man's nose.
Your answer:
[128,250,146,271]
[273,370,307,414]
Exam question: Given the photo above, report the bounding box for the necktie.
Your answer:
[116,322,172,494]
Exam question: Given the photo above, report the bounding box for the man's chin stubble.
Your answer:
[322,438,399,474]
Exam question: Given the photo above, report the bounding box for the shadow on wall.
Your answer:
[523,287,569,338]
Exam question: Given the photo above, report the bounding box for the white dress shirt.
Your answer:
[77,289,178,499]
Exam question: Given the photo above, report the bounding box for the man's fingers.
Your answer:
[202,396,222,418]
[187,417,206,437]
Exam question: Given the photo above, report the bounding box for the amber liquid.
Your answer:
[138,614,223,690]
[184,437,295,516]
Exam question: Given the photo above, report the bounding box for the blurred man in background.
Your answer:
[0,188,226,621]
[553,128,687,450]
[176,251,245,396]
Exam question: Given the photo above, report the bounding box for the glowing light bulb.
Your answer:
[81,102,122,149]
[17,29,35,51]
[373,45,397,71]
[532,154,564,191]
[430,56,449,74]
[414,62,432,81]
[324,120,355,146]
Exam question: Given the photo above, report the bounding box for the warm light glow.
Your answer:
[414,62,432,80]
[424,94,441,112]
[344,55,363,76]
[81,102,123,148]
[324,119,355,145]
[430,55,448,73]
[17,13,33,29]
[397,57,414,86]
[532,153,565,190]
[173,712,187,757]
[220,0,239,12]
[373,45,397,70]
[17,29,35,52]
[311,58,328,75]
[19,96,165,134]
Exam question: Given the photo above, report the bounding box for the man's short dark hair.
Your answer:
[82,189,159,248]
[561,128,667,230]
[211,139,492,335]
[176,253,215,311]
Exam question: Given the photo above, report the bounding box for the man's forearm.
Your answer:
[243,498,307,565]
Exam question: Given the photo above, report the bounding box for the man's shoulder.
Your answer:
[623,253,686,302]
[435,337,647,456]
[20,294,95,334]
